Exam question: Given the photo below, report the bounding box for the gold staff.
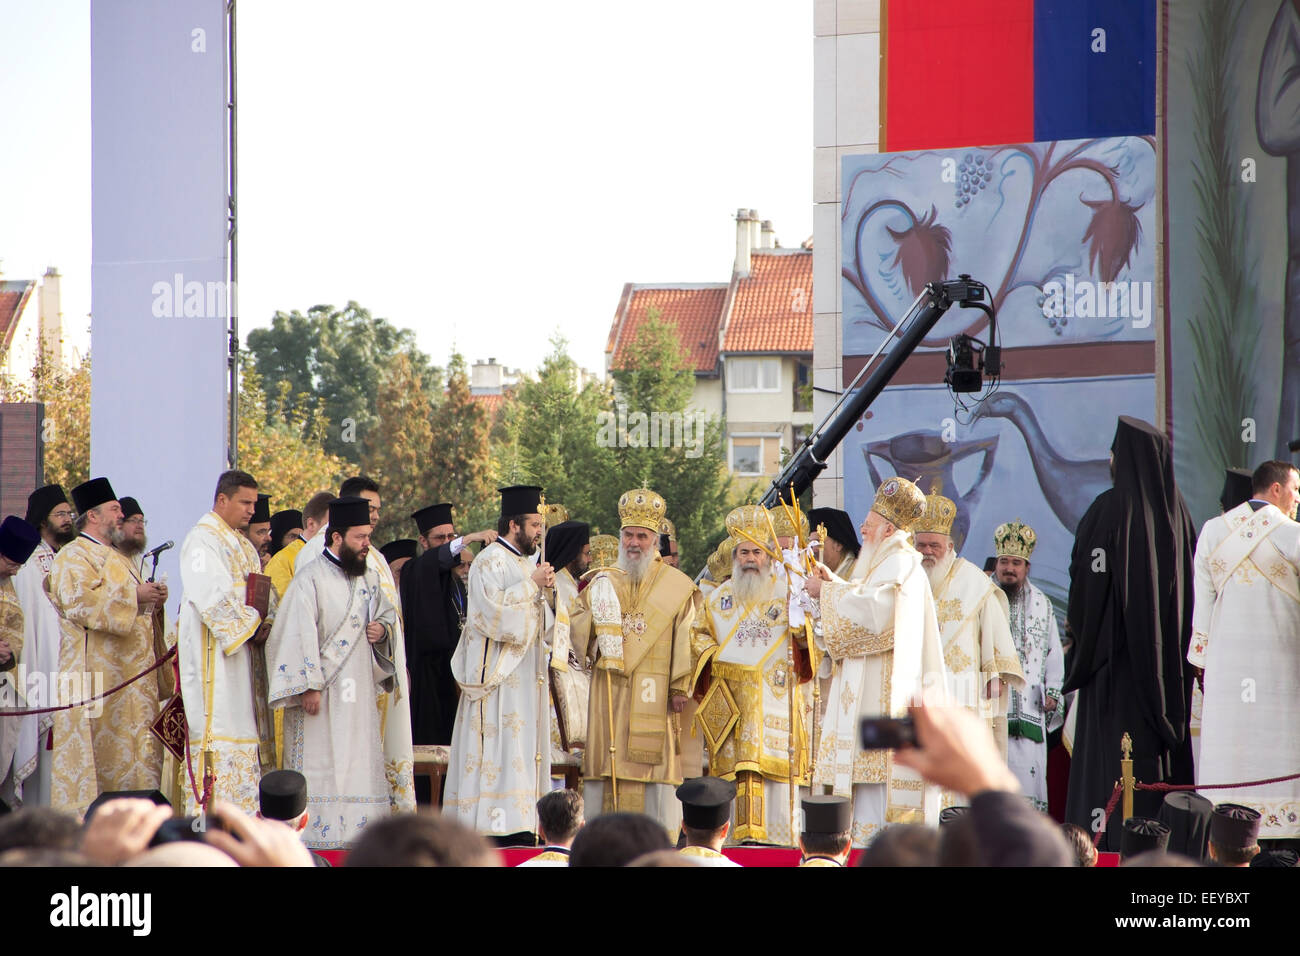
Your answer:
[534,492,552,841]
[759,507,799,846]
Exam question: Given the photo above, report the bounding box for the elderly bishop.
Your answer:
[801,478,948,846]
[912,485,1024,763]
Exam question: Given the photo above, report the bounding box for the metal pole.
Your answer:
[226,0,239,467]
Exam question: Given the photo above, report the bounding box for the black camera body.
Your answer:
[859,715,917,750]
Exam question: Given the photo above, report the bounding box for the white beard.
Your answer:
[618,544,654,584]
[731,565,774,605]
[925,548,956,592]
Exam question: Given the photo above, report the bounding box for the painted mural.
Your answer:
[841,137,1158,608]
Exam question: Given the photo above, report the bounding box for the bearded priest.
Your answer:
[912,484,1024,764]
[583,488,701,835]
[690,505,811,844]
[802,477,948,846]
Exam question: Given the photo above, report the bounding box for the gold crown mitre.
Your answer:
[589,534,620,569]
[725,505,773,546]
[768,507,809,541]
[706,546,726,581]
[912,480,957,535]
[870,477,927,532]
[542,503,570,527]
[618,488,666,531]
[711,539,734,579]
[994,519,1036,560]
[659,517,677,540]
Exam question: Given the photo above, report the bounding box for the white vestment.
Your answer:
[445,540,550,835]
[1190,501,1300,837]
[266,554,397,849]
[178,512,275,815]
[1004,579,1064,812]
[10,541,60,805]
[812,531,949,846]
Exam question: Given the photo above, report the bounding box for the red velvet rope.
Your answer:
[0,645,176,716]
[1092,783,1124,848]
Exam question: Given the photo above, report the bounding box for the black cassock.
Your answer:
[399,542,465,746]
[1062,417,1197,851]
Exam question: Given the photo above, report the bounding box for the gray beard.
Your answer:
[618,546,653,584]
[925,549,955,591]
[731,566,773,605]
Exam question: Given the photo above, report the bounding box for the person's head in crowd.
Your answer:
[114,497,148,557]
[807,507,860,572]
[412,503,454,551]
[0,847,99,867]
[259,770,309,833]
[1207,803,1261,867]
[677,776,735,852]
[800,795,852,865]
[0,807,80,853]
[26,483,74,549]
[856,824,938,867]
[345,812,499,867]
[536,789,584,849]
[1250,849,1299,867]
[212,470,259,532]
[937,806,980,866]
[72,477,122,541]
[628,849,700,867]
[1119,817,1172,862]
[0,515,41,579]
[325,497,373,577]
[247,493,273,562]
[269,509,304,555]
[568,812,672,867]
[1121,850,1201,867]
[379,539,418,587]
[1251,459,1300,515]
[339,475,381,528]
[1060,823,1098,867]
[125,842,239,867]
[302,492,336,541]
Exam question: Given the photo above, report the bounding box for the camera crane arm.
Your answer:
[759,274,994,508]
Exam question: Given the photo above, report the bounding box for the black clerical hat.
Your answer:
[939,806,971,827]
[801,795,851,835]
[1219,468,1254,512]
[0,516,40,564]
[676,776,736,830]
[411,503,453,535]
[1120,816,1171,858]
[807,507,860,555]
[1210,803,1261,850]
[659,533,671,554]
[545,521,589,572]
[328,496,371,530]
[259,770,308,821]
[270,510,303,543]
[24,484,67,526]
[71,477,116,514]
[499,486,543,517]
[1251,849,1299,867]
[252,493,272,524]
[1158,790,1213,859]
[119,497,143,520]
[380,539,418,565]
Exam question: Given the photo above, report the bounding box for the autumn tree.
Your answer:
[427,353,497,535]
[362,352,436,543]
[0,351,92,491]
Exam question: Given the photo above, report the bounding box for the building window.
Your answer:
[730,435,782,476]
[793,360,812,412]
[728,357,781,392]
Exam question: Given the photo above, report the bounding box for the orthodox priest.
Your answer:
[808,507,860,579]
[993,519,1064,812]
[10,485,74,807]
[177,470,275,815]
[1191,460,1300,838]
[0,516,40,810]
[545,519,591,759]
[1064,417,1197,850]
[583,488,700,834]
[444,486,553,838]
[801,477,947,846]
[266,496,397,849]
[48,478,166,816]
[912,485,1023,761]
[690,505,811,844]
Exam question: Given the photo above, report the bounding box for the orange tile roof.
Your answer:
[607,284,727,374]
[470,392,510,419]
[722,249,813,353]
[0,280,36,354]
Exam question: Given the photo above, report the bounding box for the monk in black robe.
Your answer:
[1063,416,1198,850]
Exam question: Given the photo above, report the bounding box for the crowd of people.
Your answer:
[0,413,1297,867]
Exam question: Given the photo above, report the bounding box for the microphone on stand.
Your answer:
[146,540,175,583]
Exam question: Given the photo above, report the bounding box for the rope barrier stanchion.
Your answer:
[1092,782,1123,849]
[0,645,177,717]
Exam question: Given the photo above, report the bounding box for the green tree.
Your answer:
[0,351,92,491]
[427,353,497,535]
[363,352,436,544]
[245,302,442,462]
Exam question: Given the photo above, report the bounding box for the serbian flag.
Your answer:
[882,0,1156,152]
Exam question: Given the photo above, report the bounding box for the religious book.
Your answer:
[245,572,272,618]
[149,693,187,761]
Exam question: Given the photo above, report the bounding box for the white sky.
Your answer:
[0,0,812,376]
